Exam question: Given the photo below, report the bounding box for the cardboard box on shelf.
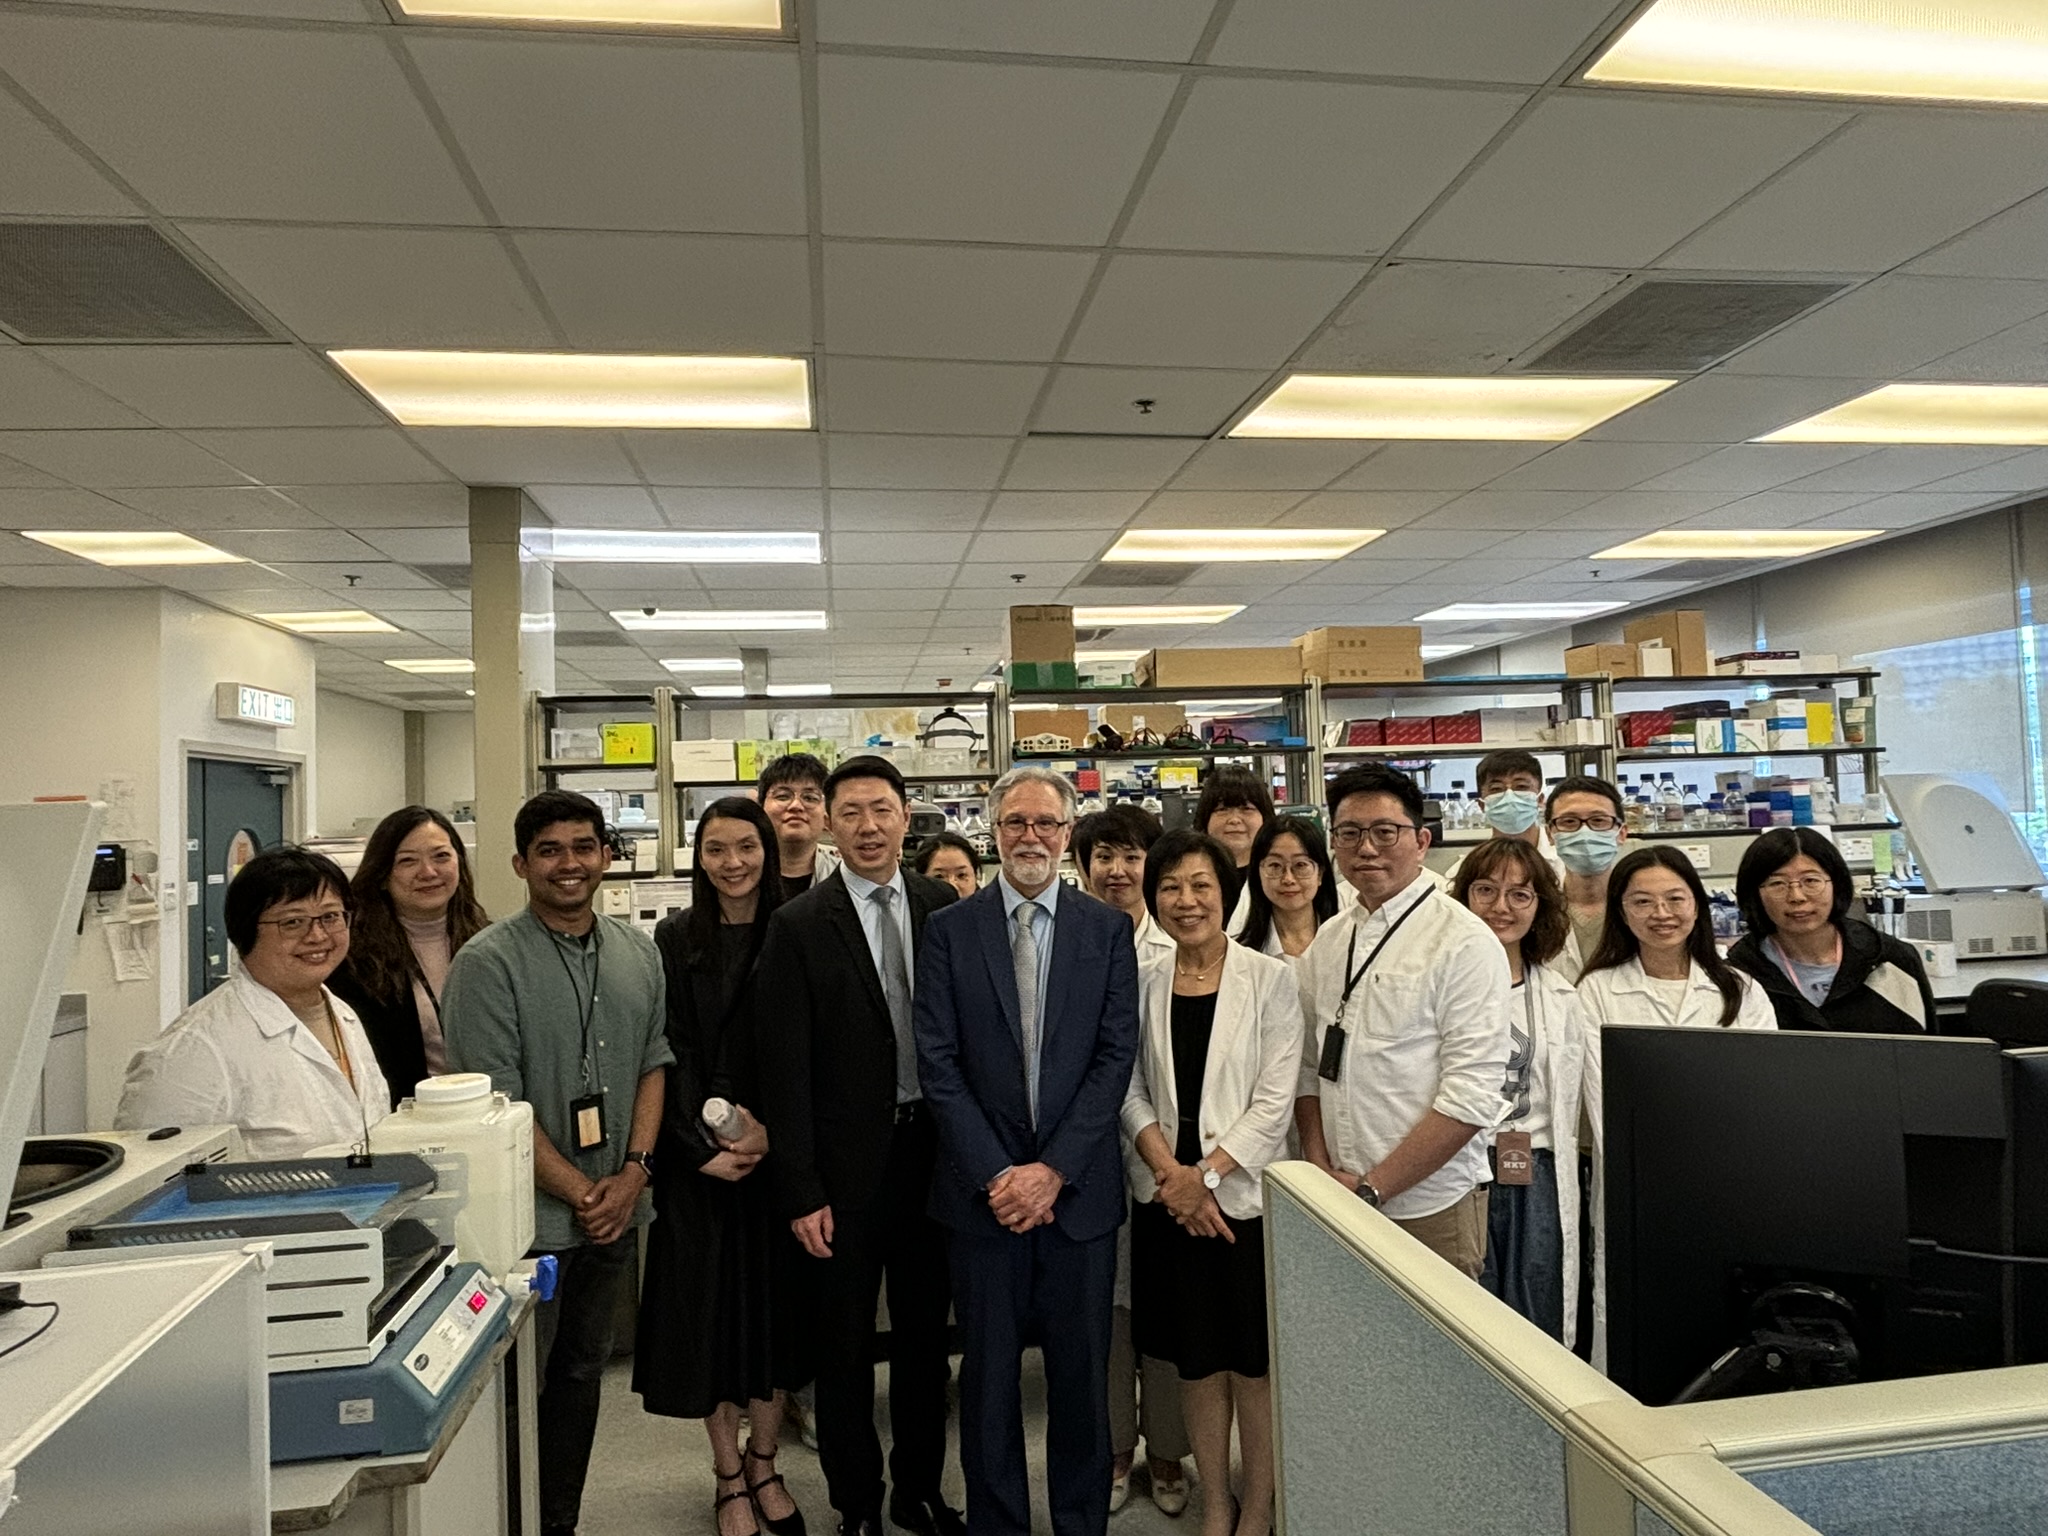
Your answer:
[1008,604,1075,663]
[1101,703,1187,739]
[1564,643,1637,678]
[672,740,737,780]
[1012,707,1091,753]
[1636,642,1675,677]
[1135,646,1304,688]
[1297,626,1424,684]
[600,721,656,764]
[1622,610,1710,677]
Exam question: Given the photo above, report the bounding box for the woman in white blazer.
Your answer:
[1123,829,1302,1536]
[1450,838,1590,1348]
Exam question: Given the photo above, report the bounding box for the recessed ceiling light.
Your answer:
[660,657,745,674]
[1071,604,1244,626]
[612,608,828,632]
[328,351,812,430]
[1593,529,1883,560]
[390,0,781,28]
[256,610,400,634]
[521,612,557,634]
[1103,528,1384,563]
[1757,383,2048,445]
[691,685,746,699]
[538,529,819,563]
[384,657,476,675]
[1415,602,1628,622]
[1421,644,1477,660]
[21,530,243,567]
[766,683,831,698]
[1586,0,2048,106]
[1231,374,1674,441]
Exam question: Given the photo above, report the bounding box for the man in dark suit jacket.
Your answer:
[915,767,1139,1536]
[754,756,962,1536]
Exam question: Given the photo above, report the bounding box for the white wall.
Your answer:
[423,710,476,813]
[313,689,407,835]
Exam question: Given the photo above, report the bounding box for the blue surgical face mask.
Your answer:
[1555,826,1622,876]
[1482,789,1542,836]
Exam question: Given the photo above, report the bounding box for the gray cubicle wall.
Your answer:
[1742,1434,2048,1536]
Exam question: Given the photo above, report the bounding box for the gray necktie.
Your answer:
[870,884,919,1104]
[1012,900,1041,1124]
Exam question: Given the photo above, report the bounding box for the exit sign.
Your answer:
[216,682,297,728]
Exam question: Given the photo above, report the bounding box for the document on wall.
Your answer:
[102,913,154,982]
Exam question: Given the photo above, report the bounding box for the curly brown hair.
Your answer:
[1451,838,1569,969]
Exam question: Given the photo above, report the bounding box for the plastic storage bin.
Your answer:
[369,1073,535,1278]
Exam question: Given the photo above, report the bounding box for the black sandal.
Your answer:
[744,1441,808,1536]
[715,1462,761,1536]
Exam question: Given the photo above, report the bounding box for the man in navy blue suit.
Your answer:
[914,765,1140,1536]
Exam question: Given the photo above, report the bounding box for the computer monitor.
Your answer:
[1603,1026,2035,1406]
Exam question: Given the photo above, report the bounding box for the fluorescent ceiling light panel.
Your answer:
[1594,529,1883,560]
[541,529,819,563]
[1232,375,1674,441]
[660,657,745,674]
[256,609,399,634]
[766,683,832,698]
[384,657,475,675]
[1071,604,1244,626]
[1586,0,2048,106]
[1421,644,1477,660]
[391,0,781,28]
[691,685,746,699]
[1104,528,1383,563]
[612,608,828,632]
[21,530,242,567]
[1415,602,1628,622]
[1758,383,2048,445]
[521,612,557,634]
[329,351,812,430]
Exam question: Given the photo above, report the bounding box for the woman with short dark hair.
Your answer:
[1727,827,1932,1034]
[912,829,980,902]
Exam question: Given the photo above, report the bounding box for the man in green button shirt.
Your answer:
[443,789,671,1536]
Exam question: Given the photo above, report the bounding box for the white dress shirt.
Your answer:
[116,968,389,1160]
[1134,911,1176,959]
[1576,957,1777,1034]
[1296,873,1513,1220]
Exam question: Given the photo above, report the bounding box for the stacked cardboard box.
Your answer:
[1297,626,1424,684]
[1135,647,1304,688]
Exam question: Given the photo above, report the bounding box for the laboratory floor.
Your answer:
[580,1356,1216,1536]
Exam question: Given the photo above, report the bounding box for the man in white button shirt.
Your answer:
[1295,764,1513,1278]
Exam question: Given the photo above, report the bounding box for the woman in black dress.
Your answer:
[635,797,810,1536]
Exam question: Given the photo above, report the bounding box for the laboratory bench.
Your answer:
[1928,956,2048,1012]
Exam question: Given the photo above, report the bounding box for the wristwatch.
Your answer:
[1356,1178,1382,1209]
[1198,1159,1222,1192]
[623,1149,655,1177]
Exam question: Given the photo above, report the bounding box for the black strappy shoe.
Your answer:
[745,1440,809,1536]
[716,1462,762,1536]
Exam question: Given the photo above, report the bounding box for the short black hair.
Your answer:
[1326,762,1424,825]
[224,845,351,958]
[1193,765,1275,840]
[1142,828,1241,921]
[1735,827,1854,939]
[759,752,829,795]
[1546,774,1625,820]
[1072,804,1162,871]
[1475,749,1543,792]
[914,830,979,874]
[514,789,606,859]
[824,753,906,808]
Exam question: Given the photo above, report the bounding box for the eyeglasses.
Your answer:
[260,910,350,940]
[1761,874,1833,898]
[1259,858,1319,883]
[1622,893,1696,918]
[1549,813,1620,833]
[996,815,1069,840]
[765,786,825,807]
[1331,821,1419,851]
[1466,882,1536,911]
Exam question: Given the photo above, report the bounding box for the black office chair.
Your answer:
[1960,979,2048,1049]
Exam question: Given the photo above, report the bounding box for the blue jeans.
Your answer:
[1478,1148,1565,1342]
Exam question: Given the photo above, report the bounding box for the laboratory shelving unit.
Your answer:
[1316,673,1611,784]
[530,689,678,881]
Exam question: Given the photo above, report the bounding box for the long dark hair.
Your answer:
[681,797,785,971]
[1582,845,1744,1026]
[345,807,488,1004]
[1237,815,1337,954]
[1451,837,1568,969]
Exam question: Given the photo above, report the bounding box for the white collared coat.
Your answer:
[1501,958,1591,1349]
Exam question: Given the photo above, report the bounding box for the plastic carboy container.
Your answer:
[370,1072,535,1278]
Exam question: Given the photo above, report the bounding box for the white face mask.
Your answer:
[1483,789,1542,836]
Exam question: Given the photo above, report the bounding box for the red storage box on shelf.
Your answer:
[1431,712,1482,744]
[1381,717,1433,747]
[1344,718,1384,747]
[1075,768,1101,793]
[1619,709,1675,748]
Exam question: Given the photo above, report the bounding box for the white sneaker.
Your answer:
[1149,1465,1188,1518]
[1109,1468,1131,1514]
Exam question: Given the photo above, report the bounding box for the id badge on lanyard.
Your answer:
[1318,889,1433,1082]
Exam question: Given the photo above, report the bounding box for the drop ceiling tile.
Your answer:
[1775,446,2029,495]
[0,429,243,488]
[178,224,556,349]
[967,530,1111,564]
[1667,490,1872,526]
[952,561,1087,588]
[110,486,327,528]
[1342,527,1510,560]
[1124,77,1523,257]
[361,592,473,615]
[0,563,147,588]
[1274,489,1458,527]
[1212,0,1625,84]
[813,0,1211,59]
[0,14,483,223]
[0,486,161,529]
[0,350,149,429]
[1405,93,1847,268]
[1581,373,1865,444]
[1412,490,1603,530]
[819,54,1177,244]
[826,435,1012,490]
[1131,489,1307,525]
[189,427,450,485]
[833,567,956,591]
[823,243,1096,363]
[833,530,973,563]
[46,346,381,429]
[1298,260,1630,374]
[209,527,381,562]
[1034,367,1266,436]
[1636,444,1878,495]
[1668,113,2048,276]
[406,34,806,234]
[1911,190,2048,280]
[512,231,812,353]
[267,561,434,591]
[1721,276,2048,379]
[280,483,471,527]
[0,528,107,565]
[828,491,989,532]
[359,528,471,564]
[525,485,664,526]
[0,88,137,217]
[1547,491,1736,529]
[625,431,822,488]
[1330,441,1549,490]
[822,358,1046,436]
[0,455,68,490]
[983,490,1147,530]
[1486,441,1717,492]
[1807,493,1999,529]
[653,488,826,528]
[1480,529,1617,559]
[1002,436,1198,491]
[404,429,641,485]
[1911,311,2048,384]
[1166,440,1373,491]
[1067,254,1366,370]
[1917,447,2048,497]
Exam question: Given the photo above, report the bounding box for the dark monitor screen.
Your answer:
[1603,1026,2018,1405]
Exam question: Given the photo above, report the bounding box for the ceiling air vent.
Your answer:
[410,563,472,590]
[0,222,271,342]
[1522,280,1847,374]
[1075,561,1192,588]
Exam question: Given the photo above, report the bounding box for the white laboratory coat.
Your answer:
[1134,911,1177,960]
[116,968,390,1160]
[1499,959,1591,1350]
[1123,942,1303,1221]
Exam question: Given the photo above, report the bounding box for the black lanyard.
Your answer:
[545,916,604,1090]
[1318,887,1433,1082]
